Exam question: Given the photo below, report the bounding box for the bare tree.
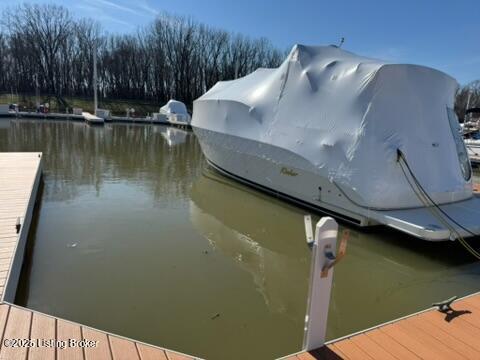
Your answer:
[456,81,480,122]
[0,4,285,110]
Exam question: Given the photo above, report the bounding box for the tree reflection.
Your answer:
[0,119,204,202]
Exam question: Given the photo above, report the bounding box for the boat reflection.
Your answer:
[190,168,310,320]
[190,168,480,341]
[156,126,189,146]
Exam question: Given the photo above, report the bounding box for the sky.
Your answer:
[1,0,479,85]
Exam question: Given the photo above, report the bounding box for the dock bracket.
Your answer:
[321,229,349,278]
[432,296,457,313]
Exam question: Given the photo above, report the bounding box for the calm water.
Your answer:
[1,119,480,360]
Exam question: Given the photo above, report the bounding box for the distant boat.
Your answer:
[465,107,480,125]
[95,109,111,122]
[0,104,11,116]
[462,108,480,137]
[467,144,480,166]
[192,44,480,241]
[465,135,480,166]
[83,112,104,125]
[462,110,480,166]
[160,100,191,126]
[150,112,168,124]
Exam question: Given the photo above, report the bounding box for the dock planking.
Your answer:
[0,152,42,302]
[0,304,196,360]
[283,292,480,360]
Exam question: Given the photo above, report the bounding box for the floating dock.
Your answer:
[14,111,85,121]
[283,292,480,360]
[110,115,166,124]
[3,111,191,128]
[0,303,196,360]
[0,152,42,302]
[0,152,199,360]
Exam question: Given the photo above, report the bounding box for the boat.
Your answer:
[151,112,168,124]
[0,104,11,117]
[192,44,480,241]
[95,108,111,122]
[462,109,480,166]
[83,111,104,125]
[465,136,480,166]
[467,145,480,166]
[465,107,480,125]
[160,100,191,127]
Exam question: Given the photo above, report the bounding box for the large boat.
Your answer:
[192,44,480,241]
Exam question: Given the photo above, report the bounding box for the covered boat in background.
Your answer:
[161,99,191,126]
[192,44,480,241]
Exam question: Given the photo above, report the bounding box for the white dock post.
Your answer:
[303,216,342,351]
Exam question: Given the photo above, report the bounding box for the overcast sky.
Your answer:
[1,0,479,84]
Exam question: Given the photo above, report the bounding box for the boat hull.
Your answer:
[193,127,373,226]
[193,126,480,241]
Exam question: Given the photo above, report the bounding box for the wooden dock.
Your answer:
[16,111,85,121]
[0,303,196,360]
[0,152,42,302]
[0,152,199,360]
[4,111,178,126]
[283,292,480,360]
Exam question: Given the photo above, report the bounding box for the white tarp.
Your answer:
[192,45,472,210]
[160,99,188,115]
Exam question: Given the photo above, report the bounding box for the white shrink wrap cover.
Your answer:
[160,100,189,116]
[192,45,472,210]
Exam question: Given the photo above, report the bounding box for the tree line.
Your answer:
[0,3,478,118]
[455,81,480,121]
[0,3,284,110]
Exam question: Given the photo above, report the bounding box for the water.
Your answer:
[1,118,480,360]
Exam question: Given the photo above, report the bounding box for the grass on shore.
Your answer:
[0,93,161,117]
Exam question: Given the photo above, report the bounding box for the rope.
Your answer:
[397,149,480,260]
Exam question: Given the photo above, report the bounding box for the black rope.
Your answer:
[397,149,478,238]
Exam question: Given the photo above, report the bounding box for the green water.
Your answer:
[0,119,479,360]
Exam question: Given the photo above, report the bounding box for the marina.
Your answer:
[0,2,479,358]
[1,119,480,359]
[2,110,190,127]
